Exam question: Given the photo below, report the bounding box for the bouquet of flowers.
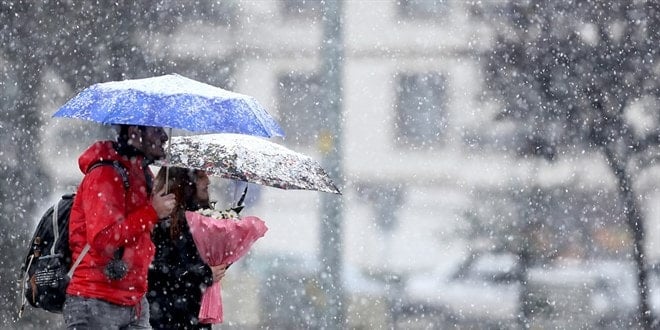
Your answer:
[185,207,268,324]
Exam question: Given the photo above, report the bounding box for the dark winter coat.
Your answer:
[67,141,160,306]
[148,208,213,330]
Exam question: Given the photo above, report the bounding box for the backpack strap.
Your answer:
[88,160,130,190]
[67,244,90,278]
[50,199,61,256]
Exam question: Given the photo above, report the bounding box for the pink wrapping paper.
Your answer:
[185,211,268,324]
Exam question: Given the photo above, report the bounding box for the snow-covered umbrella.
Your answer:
[158,133,341,194]
[53,73,284,137]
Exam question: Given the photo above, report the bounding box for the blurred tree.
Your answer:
[0,1,237,326]
[481,1,660,327]
[1,2,61,326]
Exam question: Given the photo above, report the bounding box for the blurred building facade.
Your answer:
[164,1,656,271]
[36,1,660,328]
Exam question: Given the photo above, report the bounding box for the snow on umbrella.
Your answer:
[159,133,341,194]
[53,73,284,137]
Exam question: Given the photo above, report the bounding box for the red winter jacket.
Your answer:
[67,141,160,306]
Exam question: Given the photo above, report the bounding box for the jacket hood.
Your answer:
[78,141,149,174]
[78,141,124,174]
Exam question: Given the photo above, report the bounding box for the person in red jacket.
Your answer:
[64,125,176,329]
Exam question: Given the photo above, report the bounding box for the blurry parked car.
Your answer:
[239,252,392,328]
[404,251,521,328]
[403,250,653,329]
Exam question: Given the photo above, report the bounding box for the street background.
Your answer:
[2,1,660,329]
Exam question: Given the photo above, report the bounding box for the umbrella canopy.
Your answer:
[159,133,341,194]
[53,73,284,137]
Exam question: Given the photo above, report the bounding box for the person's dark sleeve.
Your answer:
[182,263,213,288]
[178,227,214,288]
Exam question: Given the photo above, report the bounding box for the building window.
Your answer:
[158,58,236,91]
[151,1,238,28]
[397,0,448,19]
[281,0,322,19]
[395,72,447,148]
[277,72,323,146]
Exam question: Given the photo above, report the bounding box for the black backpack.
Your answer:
[19,161,129,316]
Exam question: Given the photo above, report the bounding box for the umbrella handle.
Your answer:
[237,185,248,207]
[165,128,172,194]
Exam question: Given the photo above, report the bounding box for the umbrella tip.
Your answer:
[331,184,342,195]
[232,205,245,214]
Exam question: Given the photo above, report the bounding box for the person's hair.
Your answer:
[154,167,210,239]
[115,124,150,145]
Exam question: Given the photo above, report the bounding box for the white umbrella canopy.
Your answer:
[158,133,341,194]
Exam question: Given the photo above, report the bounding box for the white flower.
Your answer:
[195,207,240,220]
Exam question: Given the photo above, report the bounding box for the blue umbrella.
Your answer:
[53,73,284,137]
